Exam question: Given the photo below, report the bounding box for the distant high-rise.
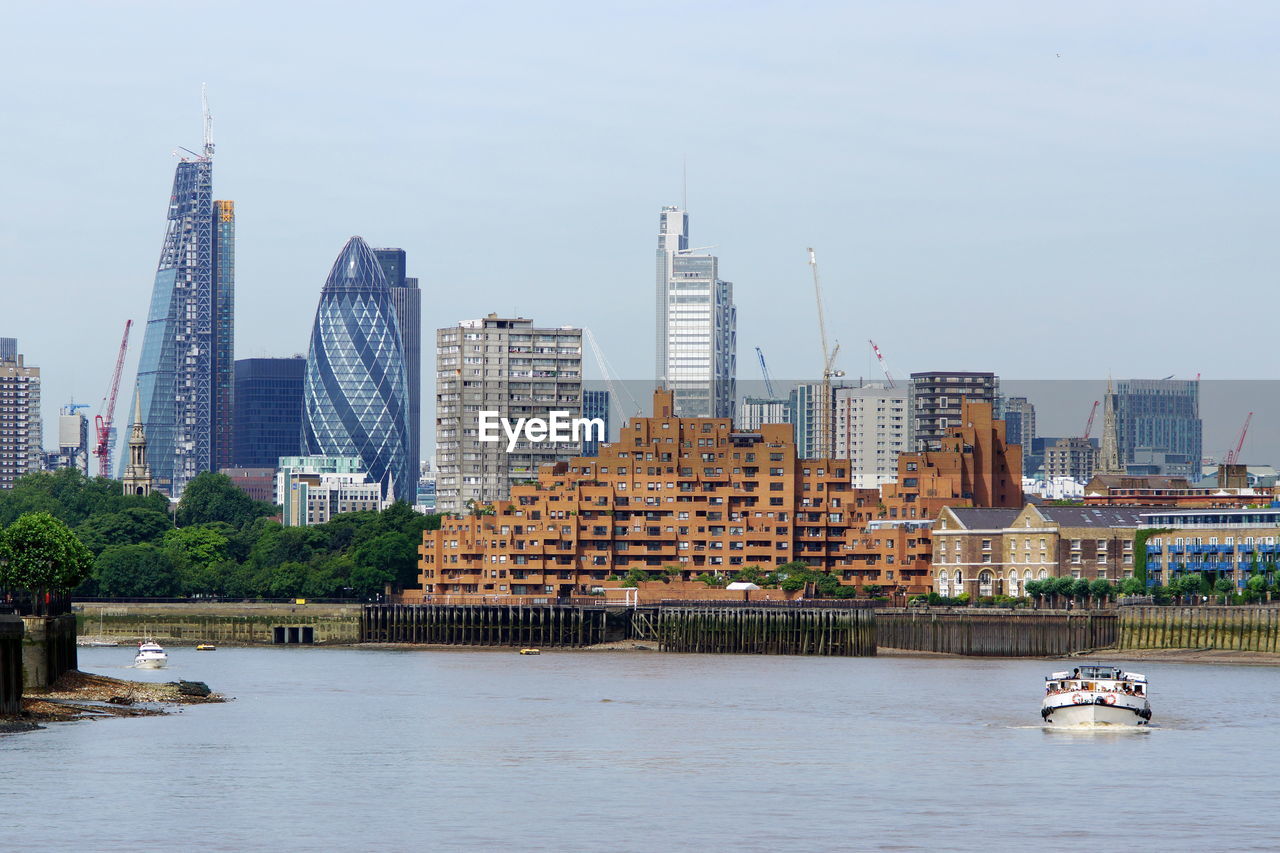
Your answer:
[132,100,234,496]
[834,383,911,487]
[303,237,413,501]
[435,314,583,513]
[1113,379,1201,478]
[655,206,736,418]
[233,357,305,468]
[788,383,829,460]
[373,248,422,475]
[909,371,999,450]
[1000,396,1036,476]
[581,389,610,457]
[0,343,42,489]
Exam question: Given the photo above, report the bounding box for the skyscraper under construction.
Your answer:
[131,93,235,496]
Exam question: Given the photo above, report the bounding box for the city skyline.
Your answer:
[3,2,1279,473]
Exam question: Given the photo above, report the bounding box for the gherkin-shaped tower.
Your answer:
[303,237,412,501]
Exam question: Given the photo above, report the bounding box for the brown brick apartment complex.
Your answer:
[416,391,1022,598]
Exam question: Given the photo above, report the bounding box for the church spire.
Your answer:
[1096,376,1123,476]
[122,389,153,497]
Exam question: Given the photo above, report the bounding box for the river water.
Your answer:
[3,647,1279,851]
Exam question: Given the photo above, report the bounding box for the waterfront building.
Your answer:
[909,371,998,450]
[233,357,305,468]
[654,206,736,418]
[581,389,610,457]
[0,344,42,489]
[418,392,1020,598]
[303,237,413,502]
[1113,379,1201,479]
[833,383,911,488]
[1142,508,1280,590]
[277,455,387,526]
[131,113,234,496]
[932,504,1145,597]
[374,248,422,475]
[1082,473,1273,508]
[121,392,153,497]
[434,314,584,514]
[1044,437,1098,482]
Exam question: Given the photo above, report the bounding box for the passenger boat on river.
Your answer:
[1041,664,1152,726]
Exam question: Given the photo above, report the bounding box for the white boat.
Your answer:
[1041,664,1151,727]
[134,641,168,669]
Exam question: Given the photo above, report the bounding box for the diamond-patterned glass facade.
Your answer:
[303,237,412,501]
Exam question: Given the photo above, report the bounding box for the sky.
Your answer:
[1,1,1277,465]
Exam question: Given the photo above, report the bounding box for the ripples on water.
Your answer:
[3,648,1278,851]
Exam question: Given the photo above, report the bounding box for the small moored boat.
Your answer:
[195,644,216,651]
[1041,664,1151,726]
[519,648,541,655]
[134,640,168,669]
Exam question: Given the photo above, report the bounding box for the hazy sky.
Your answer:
[2,1,1277,464]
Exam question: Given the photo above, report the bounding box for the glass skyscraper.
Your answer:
[655,206,736,418]
[1113,379,1202,478]
[303,237,413,501]
[233,357,305,468]
[131,115,234,496]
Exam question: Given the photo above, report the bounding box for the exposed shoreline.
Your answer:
[1,670,229,734]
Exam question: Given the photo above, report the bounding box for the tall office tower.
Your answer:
[788,383,830,460]
[1113,378,1202,478]
[212,200,236,471]
[739,397,791,432]
[833,383,911,487]
[909,371,999,450]
[1000,396,1036,476]
[0,345,42,489]
[435,314,583,513]
[581,389,610,457]
[132,104,234,496]
[374,248,422,474]
[654,206,736,418]
[233,356,305,468]
[303,237,413,501]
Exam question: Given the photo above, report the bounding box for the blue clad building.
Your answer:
[303,237,413,501]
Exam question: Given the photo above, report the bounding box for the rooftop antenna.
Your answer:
[202,83,214,158]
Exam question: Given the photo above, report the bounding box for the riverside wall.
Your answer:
[1118,606,1280,652]
[76,603,361,646]
[22,615,77,691]
[876,609,1117,656]
[0,616,22,714]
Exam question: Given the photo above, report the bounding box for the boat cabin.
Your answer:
[1044,665,1147,696]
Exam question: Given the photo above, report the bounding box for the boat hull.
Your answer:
[1043,700,1149,727]
[134,656,167,669]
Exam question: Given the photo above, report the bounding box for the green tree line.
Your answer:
[0,469,440,599]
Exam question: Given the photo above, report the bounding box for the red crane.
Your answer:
[93,320,132,478]
[868,339,896,388]
[1225,412,1253,466]
[1081,400,1100,441]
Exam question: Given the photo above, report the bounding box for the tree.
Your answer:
[164,525,231,596]
[1213,576,1236,598]
[94,544,180,597]
[0,511,94,592]
[176,471,276,528]
[74,507,172,554]
[352,532,418,589]
[1088,578,1114,601]
[1118,576,1146,596]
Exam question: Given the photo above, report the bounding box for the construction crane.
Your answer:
[868,340,896,388]
[584,328,642,418]
[1081,400,1100,441]
[1225,412,1254,466]
[755,347,777,398]
[808,248,843,459]
[93,320,132,478]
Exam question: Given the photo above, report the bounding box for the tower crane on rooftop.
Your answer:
[1081,400,1100,441]
[808,248,843,459]
[93,319,132,478]
[1225,412,1253,466]
[868,340,896,389]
